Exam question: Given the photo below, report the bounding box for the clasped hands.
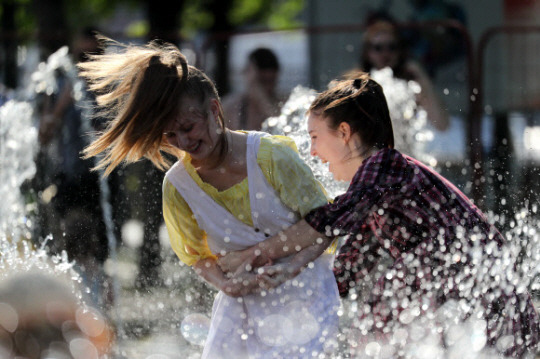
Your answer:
[218,247,300,297]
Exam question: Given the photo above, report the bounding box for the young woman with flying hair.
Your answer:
[79,38,339,358]
[219,72,539,357]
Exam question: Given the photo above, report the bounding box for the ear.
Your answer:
[209,98,220,119]
[337,121,352,143]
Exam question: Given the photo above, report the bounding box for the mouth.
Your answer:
[185,141,201,154]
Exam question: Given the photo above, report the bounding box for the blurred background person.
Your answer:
[360,19,449,132]
[223,47,284,131]
[0,272,113,359]
[34,27,113,308]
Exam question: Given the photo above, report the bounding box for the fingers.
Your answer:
[233,254,257,276]
[256,264,286,277]
[257,274,281,290]
[217,252,243,273]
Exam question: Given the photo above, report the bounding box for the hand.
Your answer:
[222,257,262,297]
[403,60,427,81]
[218,247,271,274]
[255,262,302,290]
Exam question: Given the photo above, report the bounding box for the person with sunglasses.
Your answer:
[360,20,449,132]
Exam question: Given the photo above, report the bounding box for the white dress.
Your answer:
[165,132,340,358]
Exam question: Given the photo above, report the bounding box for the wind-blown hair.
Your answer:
[78,37,227,175]
[309,72,394,151]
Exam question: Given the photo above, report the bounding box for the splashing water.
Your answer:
[180,313,211,346]
[262,85,349,198]
[3,47,538,358]
[0,101,36,242]
[370,67,436,167]
[262,68,436,196]
[0,46,113,332]
[261,73,539,358]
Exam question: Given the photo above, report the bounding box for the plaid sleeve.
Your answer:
[305,148,407,237]
[304,185,382,238]
[333,228,382,297]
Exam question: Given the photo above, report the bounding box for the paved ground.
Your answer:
[105,247,212,359]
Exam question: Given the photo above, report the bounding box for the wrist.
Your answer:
[252,246,271,267]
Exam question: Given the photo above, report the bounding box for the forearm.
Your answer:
[194,257,260,297]
[413,72,449,131]
[254,219,330,262]
[193,258,229,291]
[217,220,331,273]
[286,240,331,277]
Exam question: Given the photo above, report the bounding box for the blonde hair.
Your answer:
[79,37,226,175]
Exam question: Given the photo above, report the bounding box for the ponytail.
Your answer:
[309,72,394,150]
[79,38,190,175]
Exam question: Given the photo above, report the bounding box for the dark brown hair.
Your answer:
[309,72,394,150]
[248,48,280,71]
[78,37,227,175]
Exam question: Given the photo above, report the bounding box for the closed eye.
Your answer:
[164,132,176,138]
[180,125,194,133]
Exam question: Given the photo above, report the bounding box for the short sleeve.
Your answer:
[258,135,329,216]
[162,179,217,266]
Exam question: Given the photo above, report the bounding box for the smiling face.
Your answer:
[163,96,223,165]
[307,112,356,182]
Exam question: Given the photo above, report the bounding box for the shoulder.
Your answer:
[258,135,299,162]
[354,148,411,187]
[162,177,180,202]
[162,162,190,204]
[260,134,298,152]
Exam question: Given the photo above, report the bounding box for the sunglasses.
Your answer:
[369,42,398,52]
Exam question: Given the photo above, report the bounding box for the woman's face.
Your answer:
[163,97,222,164]
[307,112,353,182]
[366,32,399,70]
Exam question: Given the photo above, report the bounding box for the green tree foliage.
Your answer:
[181,0,305,38]
[1,0,35,41]
[63,0,133,32]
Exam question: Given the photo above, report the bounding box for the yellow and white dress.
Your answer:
[163,132,339,358]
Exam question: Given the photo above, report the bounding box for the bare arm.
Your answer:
[218,219,331,273]
[193,257,260,297]
[406,61,449,131]
[255,239,331,290]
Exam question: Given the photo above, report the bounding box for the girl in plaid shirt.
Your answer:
[220,72,539,357]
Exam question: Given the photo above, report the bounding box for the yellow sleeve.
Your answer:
[162,179,217,266]
[258,135,329,217]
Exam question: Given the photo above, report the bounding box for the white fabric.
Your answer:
[165,132,339,358]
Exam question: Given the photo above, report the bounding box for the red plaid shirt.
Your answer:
[305,148,539,356]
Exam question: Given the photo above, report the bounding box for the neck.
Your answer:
[348,137,378,161]
[191,129,231,170]
[342,143,379,181]
[194,129,239,172]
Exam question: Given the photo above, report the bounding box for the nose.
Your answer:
[167,130,190,150]
[310,143,318,157]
